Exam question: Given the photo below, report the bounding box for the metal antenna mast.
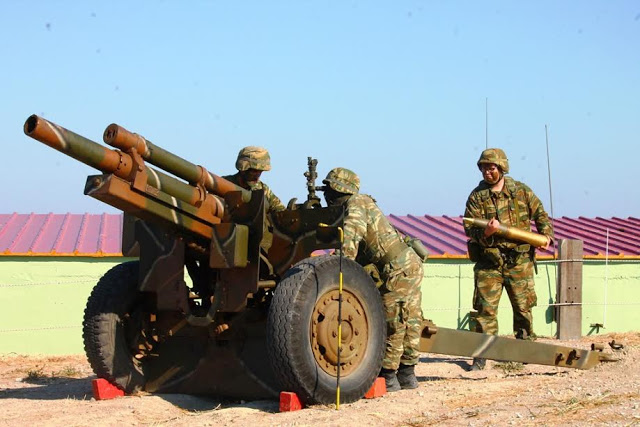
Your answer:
[545,124,560,337]
[545,125,555,221]
[485,97,489,149]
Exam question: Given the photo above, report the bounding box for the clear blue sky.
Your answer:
[2,1,639,218]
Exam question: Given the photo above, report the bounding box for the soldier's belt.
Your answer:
[377,240,410,267]
[498,246,529,265]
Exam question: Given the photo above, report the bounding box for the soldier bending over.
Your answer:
[322,167,424,391]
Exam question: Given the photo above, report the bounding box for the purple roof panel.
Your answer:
[0,213,27,252]
[30,214,65,253]
[389,215,469,256]
[390,215,640,259]
[54,214,83,254]
[77,215,101,254]
[0,213,638,258]
[0,213,123,256]
[103,214,123,254]
[8,214,48,253]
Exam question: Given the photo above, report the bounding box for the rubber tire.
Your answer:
[82,261,146,393]
[267,255,385,405]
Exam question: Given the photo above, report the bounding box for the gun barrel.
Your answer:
[463,217,548,247]
[24,115,224,218]
[103,124,250,202]
[25,114,130,176]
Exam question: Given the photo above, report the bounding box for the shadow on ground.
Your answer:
[0,375,279,413]
[0,376,94,400]
[420,355,471,371]
[158,393,279,413]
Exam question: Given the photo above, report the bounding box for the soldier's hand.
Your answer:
[539,236,551,250]
[484,218,500,237]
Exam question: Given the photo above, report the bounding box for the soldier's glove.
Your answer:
[363,263,383,288]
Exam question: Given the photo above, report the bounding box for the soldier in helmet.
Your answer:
[464,148,553,371]
[224,146,285,252]
[322,167,424,392]
[224,146,285,214]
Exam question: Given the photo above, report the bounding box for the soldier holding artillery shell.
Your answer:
[464,148,553,371]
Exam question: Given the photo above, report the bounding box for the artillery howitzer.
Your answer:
[24,115,615,406]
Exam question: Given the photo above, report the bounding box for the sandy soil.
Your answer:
[1,332,639,426]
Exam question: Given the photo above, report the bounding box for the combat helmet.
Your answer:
[323,167,360,195]
[477,148,509,174]
[235,146,271,171]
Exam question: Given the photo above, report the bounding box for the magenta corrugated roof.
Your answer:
[1,213,639,258]
[390,215,640,259]
[0,213,123,256]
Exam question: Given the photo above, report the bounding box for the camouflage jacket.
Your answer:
[464,176,553,251]
[223,173,285,214]
[342,194,415,277]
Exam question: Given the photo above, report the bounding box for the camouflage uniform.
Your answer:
[323,168,424,371]
[223,146,285,214]
[464,149,553,338]
[222,173,285,214]
[224,146,285,252]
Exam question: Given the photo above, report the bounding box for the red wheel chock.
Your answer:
[92,378,125,400]
[364,377,386,399]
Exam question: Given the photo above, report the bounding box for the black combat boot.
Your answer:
[379,368,401,392]
[515,328,536,341]
[396,364,419,389]
[468,357,486,371]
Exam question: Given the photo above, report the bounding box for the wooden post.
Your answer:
[556,239,583,340]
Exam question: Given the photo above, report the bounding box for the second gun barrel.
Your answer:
[103,123,250,203]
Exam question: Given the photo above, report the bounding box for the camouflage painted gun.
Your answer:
[24,115,615,406]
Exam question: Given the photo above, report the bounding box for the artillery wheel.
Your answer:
[82,261,149,393]
[267,255,385,404]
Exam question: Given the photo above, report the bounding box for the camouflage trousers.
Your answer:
[472,257,537,337]
[379,255,424,370]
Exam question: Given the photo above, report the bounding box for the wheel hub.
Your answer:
[311,289,369,376]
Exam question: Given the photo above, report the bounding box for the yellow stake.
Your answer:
[336,226,344,410]
[317,222,344,410]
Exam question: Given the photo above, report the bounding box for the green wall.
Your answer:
[419,259,640,337]
[1,257,638,355]
[580,261,640,336]
[0,257,129,355]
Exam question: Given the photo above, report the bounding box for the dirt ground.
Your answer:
[1,332,639,427]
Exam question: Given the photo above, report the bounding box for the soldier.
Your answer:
[224,146,285,253]
[223,146,285,214]
[322,167,424,392]
[464,148,553,371]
